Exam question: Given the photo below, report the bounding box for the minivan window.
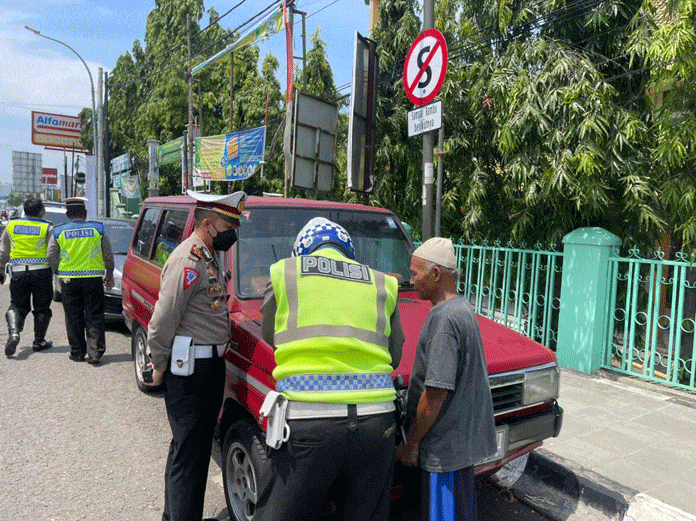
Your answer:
[236,207,414,298]
[152,209,189,267]
[133,207,160,259]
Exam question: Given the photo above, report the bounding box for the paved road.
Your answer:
[0,284,548,521]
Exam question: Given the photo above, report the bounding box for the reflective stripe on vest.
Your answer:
[54,221,106,278]
[274,258,390,349]
[6,219,50,266]
[276,373,394,393]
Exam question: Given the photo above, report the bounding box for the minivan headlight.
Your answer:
[522,365,560,405]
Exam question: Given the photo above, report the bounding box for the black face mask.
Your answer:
[212,228,237,251]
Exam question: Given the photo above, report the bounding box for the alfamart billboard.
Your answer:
[31,111,84,150]
[195,126,266,181]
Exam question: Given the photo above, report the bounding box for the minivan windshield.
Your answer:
[236,207,414,298]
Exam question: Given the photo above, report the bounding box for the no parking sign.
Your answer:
[403,29,448,106]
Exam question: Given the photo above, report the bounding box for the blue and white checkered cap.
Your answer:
[292,217,355,259]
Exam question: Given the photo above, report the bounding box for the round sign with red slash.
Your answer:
[403,29,448,106]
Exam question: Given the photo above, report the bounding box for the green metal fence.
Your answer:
[604,247,696,392]
[417,240,564,350]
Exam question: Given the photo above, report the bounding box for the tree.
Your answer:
[369,0,682,251]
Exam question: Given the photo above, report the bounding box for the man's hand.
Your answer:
[397,441,419,467]
[104,276,115,291]
[144,363,164,387]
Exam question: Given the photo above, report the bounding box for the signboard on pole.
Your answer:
[408,100,442,137]
[31,111,84,150]
[347,31,378,194]
[403,29,448,106]
[41,168,58,185]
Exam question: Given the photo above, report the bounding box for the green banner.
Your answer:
[157,137,183,166]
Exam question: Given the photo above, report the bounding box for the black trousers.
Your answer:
[162,357,225,521]
[8,267,53,333]
[255,409,396,521]
[60,277,105,359]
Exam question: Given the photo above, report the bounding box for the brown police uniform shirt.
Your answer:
[147,232,231,373]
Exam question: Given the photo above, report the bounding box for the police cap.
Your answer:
[187,190,246,225]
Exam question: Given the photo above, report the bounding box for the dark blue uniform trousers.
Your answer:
[162,357,225,521]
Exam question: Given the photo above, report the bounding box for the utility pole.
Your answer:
[104,71,111,217]
[421,0,435,241]
[229,52,234,132]
[187,12,194,192]
[97,67,104,217]
[435,124,444,236]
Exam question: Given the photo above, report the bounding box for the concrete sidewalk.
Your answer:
[494,367,696,520]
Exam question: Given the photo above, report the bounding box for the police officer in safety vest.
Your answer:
[47,197,114,364]
[258,217,405,521]
[0,196,54,357]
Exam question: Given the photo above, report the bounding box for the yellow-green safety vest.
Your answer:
[53,221,106,278]
[5,218,50,266]
[270,248,398,404]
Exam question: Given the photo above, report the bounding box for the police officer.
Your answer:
[145,190,246,521]
[0,196,54,357]
[46,197,115,364]
[257,217,405,521]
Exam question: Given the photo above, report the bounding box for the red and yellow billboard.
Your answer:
[31,111,84,150]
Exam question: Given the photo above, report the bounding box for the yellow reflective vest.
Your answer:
[5,218,50,267]
[53,220,106,278]
[270,248,398,404]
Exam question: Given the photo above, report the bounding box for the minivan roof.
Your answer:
[143,195,395,214]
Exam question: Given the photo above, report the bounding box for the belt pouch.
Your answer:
[170,335,195,376]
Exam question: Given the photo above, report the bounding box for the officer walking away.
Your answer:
[257,217,405,521]
[0,196,54,357]
[397,237,497,521]
[145,190,245,521]
[46,197,114,364]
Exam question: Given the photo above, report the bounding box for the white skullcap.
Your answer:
[412,237,457,270]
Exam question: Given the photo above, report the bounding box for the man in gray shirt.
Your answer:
[397,237,497,521]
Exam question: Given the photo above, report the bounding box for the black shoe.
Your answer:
[32,339,53,352]
[69,354,85,362]
[5,334,20,357]
[86,357,101,365]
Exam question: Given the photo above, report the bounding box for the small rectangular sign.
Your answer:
[31,111,84,150]
[42,167,58,185]
[408,100,442,137]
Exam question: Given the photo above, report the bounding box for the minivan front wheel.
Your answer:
[132,326,161,393]
[222,419,268,521]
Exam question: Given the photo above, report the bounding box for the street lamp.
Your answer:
[24,26,98,201]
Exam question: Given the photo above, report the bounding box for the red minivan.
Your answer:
[122,194,563,521]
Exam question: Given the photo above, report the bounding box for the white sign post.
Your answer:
[408,100,442,137]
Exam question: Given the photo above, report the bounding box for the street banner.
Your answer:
[157,137,184,166]
[31,111,84,150]
[121,175,141,199]
[191,7,283,75]
[195,126,266,181]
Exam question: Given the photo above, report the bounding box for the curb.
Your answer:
[491,449,696,521]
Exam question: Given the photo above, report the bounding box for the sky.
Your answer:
[0,0,372,187]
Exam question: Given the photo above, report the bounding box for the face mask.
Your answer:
[212,228,237,251]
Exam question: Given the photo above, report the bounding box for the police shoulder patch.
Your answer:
[183,267,200,289]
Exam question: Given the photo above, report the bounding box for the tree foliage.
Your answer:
[106,0,342,200]
[369,0,696,252]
